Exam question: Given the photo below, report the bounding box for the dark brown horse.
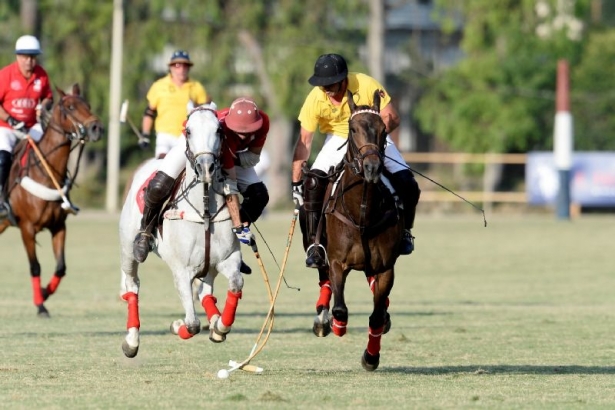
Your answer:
[0,84,103,317]
[312,89,402,371]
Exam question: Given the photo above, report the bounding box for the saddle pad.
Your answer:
[136,172,157,214]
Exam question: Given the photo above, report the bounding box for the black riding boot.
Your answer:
[303,169,328,268]
[133,171,176,263]
[389,169,421,255]
[0,150,13,219]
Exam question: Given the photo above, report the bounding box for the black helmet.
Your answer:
[308,53,348,86]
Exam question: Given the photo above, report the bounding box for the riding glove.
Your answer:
[292,182,304,207]
[234,226,255,245]
[7,116,26,133]
[138,132,151,150]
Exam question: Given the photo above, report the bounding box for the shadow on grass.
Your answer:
[378,365,615,375]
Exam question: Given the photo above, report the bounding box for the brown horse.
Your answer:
[0,84,103,317]
[312,89,402,371]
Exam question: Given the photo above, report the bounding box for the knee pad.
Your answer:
[145,171,175,206]
[303,169,328,212]
[240,182,269,223]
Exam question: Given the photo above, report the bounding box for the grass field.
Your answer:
[0,210,614,409]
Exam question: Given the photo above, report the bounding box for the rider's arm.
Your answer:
[291,126,314,183]
[222,166,243,227]
[380,103,400,135]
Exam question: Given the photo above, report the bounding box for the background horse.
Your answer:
[313,90,402,371]
[119,105,243,358]
[0,84,103,317]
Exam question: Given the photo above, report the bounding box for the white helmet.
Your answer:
[15,35,41,55]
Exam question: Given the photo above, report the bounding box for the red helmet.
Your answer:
[225,98,263,133]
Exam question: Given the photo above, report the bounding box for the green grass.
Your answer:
[0,211,614,409]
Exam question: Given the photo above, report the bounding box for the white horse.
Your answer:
[118,105,243,358]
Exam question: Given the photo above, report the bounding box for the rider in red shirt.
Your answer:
[132,98,270,274]
[0,35,53,219]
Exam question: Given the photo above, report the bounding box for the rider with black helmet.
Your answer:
[291,53,420,269]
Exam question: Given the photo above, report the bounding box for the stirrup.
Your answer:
[400,230,414,255]
[133,231,154,263]
[306,244,327,268]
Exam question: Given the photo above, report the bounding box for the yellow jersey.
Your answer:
[298,72,391,138]
[146,74,208,136]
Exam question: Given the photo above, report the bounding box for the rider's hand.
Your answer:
[233,225,254,246]
[7,116,26,133]
[292,182,304,207]
[138,132,150,150]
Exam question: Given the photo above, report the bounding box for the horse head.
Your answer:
[183,104,221,184]
[50,83,104,142]
[346,90,387,183]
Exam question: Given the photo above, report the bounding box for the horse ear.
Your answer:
[72,83,81,96]
[373,90,381,113]
[55,85,66,98]
[347,90,356,112]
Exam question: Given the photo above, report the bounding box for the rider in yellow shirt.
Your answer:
[292,53,420,268]
[140,50,211,158]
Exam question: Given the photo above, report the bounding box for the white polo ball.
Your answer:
[217,369,229,379]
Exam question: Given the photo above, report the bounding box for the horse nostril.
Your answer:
[208,163,215,174]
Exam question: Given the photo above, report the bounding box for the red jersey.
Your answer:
[0,62,52,129]
[217,108,269,169]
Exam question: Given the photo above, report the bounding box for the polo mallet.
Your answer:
[24,135,79,214]
[218,208,299,378]
[119,100,149,146]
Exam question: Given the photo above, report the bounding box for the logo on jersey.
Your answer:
[12,98,37,109]
[33,79,42,92]
[10,80,22,91]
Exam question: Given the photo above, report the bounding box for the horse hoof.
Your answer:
[361,350,380,372]
[312,322,331,337]
[170,319,184,335]
[37,305,50,318]
[383,312,391,334]
[122,340,139,358]
[208,318,229,343]
[313,309,331,337]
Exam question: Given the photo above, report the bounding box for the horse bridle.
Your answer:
[49,95,100,142]
[183,106,223,175]
[346,109,386,176]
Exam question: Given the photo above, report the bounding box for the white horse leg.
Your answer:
[173,269,201,339]
[120,260,141,358]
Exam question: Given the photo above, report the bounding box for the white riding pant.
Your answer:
[311,133,407,174]
[155,132,183,158]
[157,137,261,192]
[0,124,44,153]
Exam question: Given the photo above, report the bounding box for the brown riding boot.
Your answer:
[133,171,176,263]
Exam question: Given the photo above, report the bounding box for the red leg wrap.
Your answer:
[332,318,347,337]
[46,275,62,296]
[122,292,140,329]
[201,295,220,322]
[366,277,389,308]
[316,280,332,309]
[367,325,384,356]
[221,290,242,328]
[178,325,194,340]
[32,277,44,306]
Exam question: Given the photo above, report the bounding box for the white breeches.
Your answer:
[0,124,44,152]
[311,133,407,174]
[157,137,261,190]
[155,132,183,158]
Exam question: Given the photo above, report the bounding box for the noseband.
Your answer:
[347,109,385,176]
